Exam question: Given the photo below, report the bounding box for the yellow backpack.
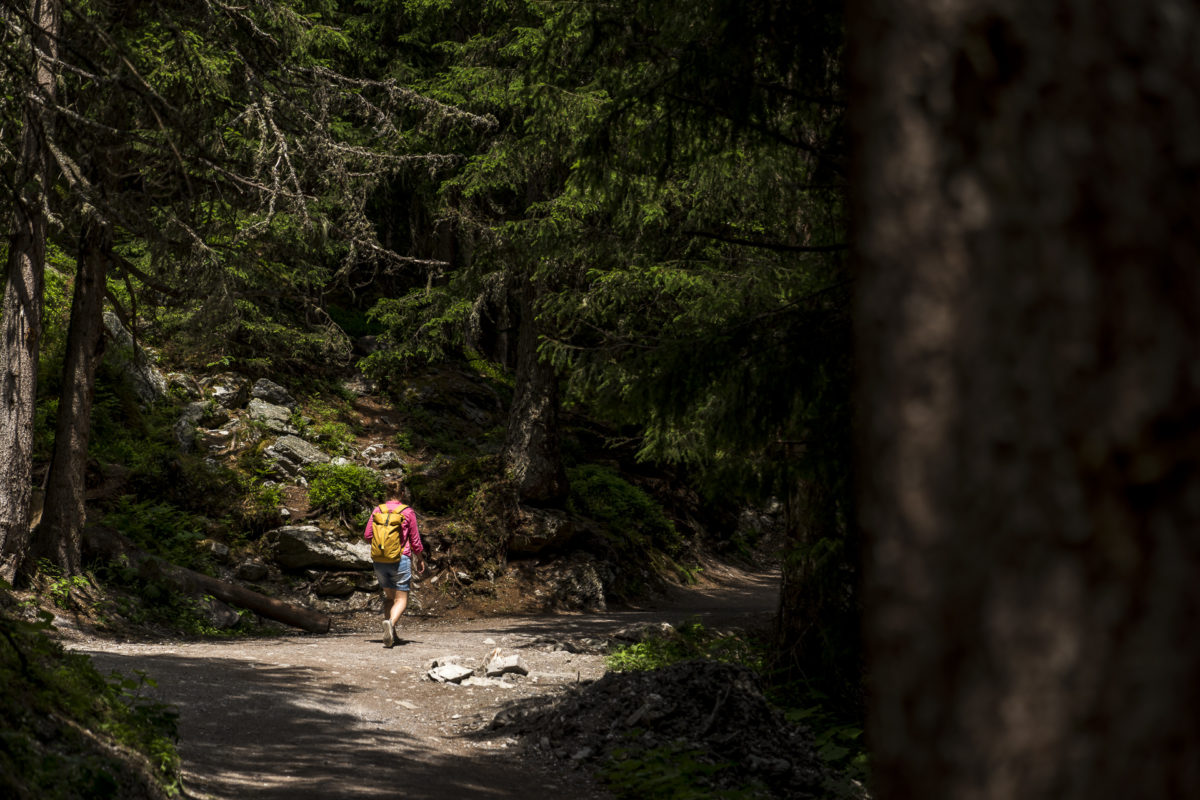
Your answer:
[370,504,409,562]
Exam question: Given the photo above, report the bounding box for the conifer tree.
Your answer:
[2,0,491,578]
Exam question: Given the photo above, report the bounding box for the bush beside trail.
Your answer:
[488,660,834,799]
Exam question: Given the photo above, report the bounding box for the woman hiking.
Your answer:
[364,480,426,647]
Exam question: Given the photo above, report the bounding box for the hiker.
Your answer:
[364,481,426,648]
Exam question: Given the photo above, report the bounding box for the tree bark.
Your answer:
[34,217,112,575]
[503,275,568,505]
[84,525,332,634]
[0,0,62,585]
[851,1,1200,798]
[774,472,860,705]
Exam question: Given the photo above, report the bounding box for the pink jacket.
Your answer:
[363,500,424,556]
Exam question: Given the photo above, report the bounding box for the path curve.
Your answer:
[67,562,779,800]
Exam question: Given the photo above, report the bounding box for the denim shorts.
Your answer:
[374,556,412,592]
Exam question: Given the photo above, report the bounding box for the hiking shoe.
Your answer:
[382,619,395,648]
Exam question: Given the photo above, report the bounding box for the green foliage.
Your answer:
[407,455,498,514]
[101,567,249,638]
[34,560,94,610]
[326,305,382,339]
[86,363,181,483]
[312,420,357,456]
[605,621,764,674]
[568,464,681,556]
[601,741,762,800]
[0,591,180,798]
[101,498,209,570]
[305,463,385,519]
[785,704,869,797]
[361,289,474,382]
[290,397,360,456]
[605,621,868,797]
[251,481,285,512]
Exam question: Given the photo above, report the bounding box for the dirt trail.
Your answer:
[65,561,779,800]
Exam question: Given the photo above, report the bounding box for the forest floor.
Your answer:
[54,558,780,800]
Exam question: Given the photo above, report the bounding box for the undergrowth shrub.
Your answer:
[305,463,384,520]
[568,464,686,596]
[102,498,209,568]
[601,741,762,800]
[407,455,498,514]
[0,590,180,798]
[568,465,681,555]
[92,499,251,635]
[605,621,764,674]
[605,622,869,798]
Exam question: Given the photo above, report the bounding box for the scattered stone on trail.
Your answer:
[234,560,269,582]
[264,434,330,476]
[488,661,831,800]
[196,594,241,629]
[535,556,607,611]
[361,444,405,469]
[266,525,372,570]
[174,402,206,452]
[247,398,299,434]
[310,573,357,597]
[202,372,252,409]
[508,507,575,555]
[166,372,201,399]
[317,592,374,613]
[463,676,516,689]
[341,373,378,396]
[523,636,608,655]
[102,311,168,406]
[251,378,297,409]
[428,655,469,669]
[611,621,677,642]
[196,425,239,454]
[197,539,230,562]
[428,663,476,684]
[484,651,530,678]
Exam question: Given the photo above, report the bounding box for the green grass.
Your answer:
[605,620,764,673]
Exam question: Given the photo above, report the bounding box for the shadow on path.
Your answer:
[74,565,778,799]
[80,648,607,800]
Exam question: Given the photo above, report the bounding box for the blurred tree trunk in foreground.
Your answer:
[851,1,1200,798]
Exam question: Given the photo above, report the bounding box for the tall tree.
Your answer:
[0,0,61,584]
[11,0,489,578]
[852,0,1200,797]
[531,0,854,693]
[355,0,580,505]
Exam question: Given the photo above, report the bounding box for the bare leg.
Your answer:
[383,587,408,626]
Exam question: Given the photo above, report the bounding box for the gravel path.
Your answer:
[64,563,779,799]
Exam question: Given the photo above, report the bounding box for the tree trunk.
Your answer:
[503,275,568,505]
[34,217,112,575]
[0,0,62,585]
[851,1,1200,798]
[774,473,860,706]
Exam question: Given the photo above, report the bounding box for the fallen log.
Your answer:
[84,524,331,634]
